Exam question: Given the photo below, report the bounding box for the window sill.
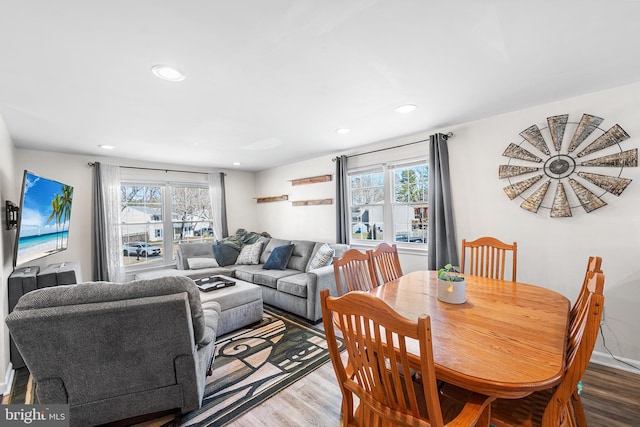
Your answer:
[349,241,428,256]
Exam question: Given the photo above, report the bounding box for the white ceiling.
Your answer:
[2,0,640,171]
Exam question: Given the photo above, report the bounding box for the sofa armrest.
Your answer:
[200,301,221,347]
[306,265,339,322]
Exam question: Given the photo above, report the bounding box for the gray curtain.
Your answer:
[335,155,350,244]
[92,162,124,282]
[208,172,228,240]
[428,133,458,270]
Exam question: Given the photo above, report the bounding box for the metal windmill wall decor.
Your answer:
[499,113,637,217]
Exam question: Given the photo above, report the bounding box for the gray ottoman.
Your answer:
[198,276,263,336]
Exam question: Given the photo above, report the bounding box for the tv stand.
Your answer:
[37,261,82,287]
[8,261,81,368]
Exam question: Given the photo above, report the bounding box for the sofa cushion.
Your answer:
[287,240,316,271]
[306,243,335,271]
[253,269,299,289]
[213,244,240,266]
[264,244,295,270]
[277,273,308,298]
[230,264,264,283]
[235,241,263,265]
[187,257,219,269]
[260,238,291,264]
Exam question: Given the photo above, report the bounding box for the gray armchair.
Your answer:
[5,276,220,427]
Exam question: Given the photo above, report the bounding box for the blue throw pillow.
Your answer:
[263,244,295,270]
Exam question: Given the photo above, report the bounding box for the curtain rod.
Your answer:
[331,132,453,161]
[87,162,226,176]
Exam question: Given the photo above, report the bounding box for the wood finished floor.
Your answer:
[226,362,640,427]
[118,360,639,427]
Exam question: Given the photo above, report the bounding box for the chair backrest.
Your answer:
[333,248,377,295]
[543,271,604,426]
[370,242,404,286]
[570,256,603,323]
[320,289,456,426]
[460,236,517,281]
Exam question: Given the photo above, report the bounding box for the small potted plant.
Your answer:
[437,263,466,304]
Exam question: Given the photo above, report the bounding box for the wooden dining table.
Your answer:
[369,270,570,399]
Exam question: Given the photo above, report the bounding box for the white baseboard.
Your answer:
[591,351,640,374]
[1,363,15,396]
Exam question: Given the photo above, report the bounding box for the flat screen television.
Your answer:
[13,170,74,267]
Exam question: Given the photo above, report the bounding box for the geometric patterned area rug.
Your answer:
[179,306,344,426]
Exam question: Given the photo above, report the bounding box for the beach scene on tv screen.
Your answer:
[16,172,73,266]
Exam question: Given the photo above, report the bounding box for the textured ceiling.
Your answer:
[1,0,640,171]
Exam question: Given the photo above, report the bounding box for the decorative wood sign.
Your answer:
[255,195,288,203]
[292,198,333,207]
[499,113,637,217]
[290,174,332,186]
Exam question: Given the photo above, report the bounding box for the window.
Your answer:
[120,182,214,268]
[392,164,428,244]
[349,160,428,246]
[350,169,384,241]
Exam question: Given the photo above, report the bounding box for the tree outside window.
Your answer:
[350,170,384,241]
[393,164,428,244]
[120,182,214,268]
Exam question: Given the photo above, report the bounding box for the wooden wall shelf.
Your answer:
[255,195,288,203]
[290,174,332,186]
[292,198,333,206]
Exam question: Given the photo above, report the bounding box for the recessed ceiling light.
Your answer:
[336,128,351,134]
[99,144,115,150]
[232,162,241,166]
[395,104,417,113]
[151,64,186,82]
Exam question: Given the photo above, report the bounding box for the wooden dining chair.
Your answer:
[333,248,377,295]
[370,242,404,286]
[489,271,605,427]
[570,256,603,324]
[460,236,517,282]
[320,288,495,427]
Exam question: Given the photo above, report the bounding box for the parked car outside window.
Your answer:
[123,242,161,257]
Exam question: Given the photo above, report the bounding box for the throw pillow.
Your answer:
[213,244,240,266]
[307,243,335,271]
[235,241,263,265]
[263,244,295,270]
[187,257,219,270]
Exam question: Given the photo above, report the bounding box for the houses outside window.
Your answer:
[349,159,428,246]
[120,182,214,269]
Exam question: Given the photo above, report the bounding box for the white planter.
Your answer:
[437,279,466,304]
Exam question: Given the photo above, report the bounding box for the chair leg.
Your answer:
[477,403,491,427]
[570,390,588,427]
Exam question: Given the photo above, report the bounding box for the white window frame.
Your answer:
[348,157,428,251]
[120,179,215,273]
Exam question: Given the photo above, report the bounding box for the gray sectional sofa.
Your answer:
[136,238,348,323]
[229,238,348,322]
[6,276,220,426]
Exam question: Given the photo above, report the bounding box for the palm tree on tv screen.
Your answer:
[46,185,73,250]
[47,194,62,250]
[60,185,73,247]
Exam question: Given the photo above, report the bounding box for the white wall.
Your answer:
[256,82,640,367]
[13,150,258,280]
[254,154,337,242]
[0,114,17,392]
